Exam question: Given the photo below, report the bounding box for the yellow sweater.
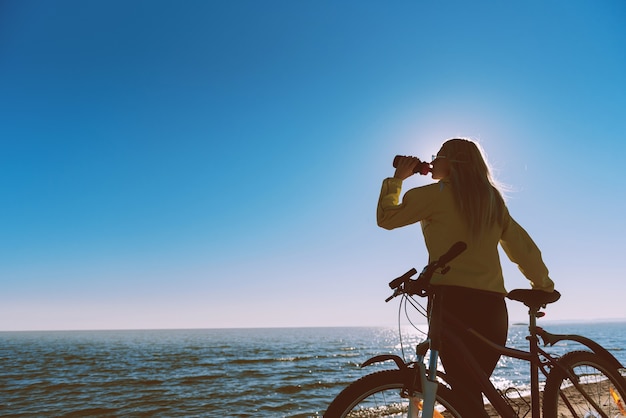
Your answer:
[377,177,554,294]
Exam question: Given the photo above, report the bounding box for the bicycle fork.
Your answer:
[416,346,440,418]
[404,347,439,418]
[415,293,444,418]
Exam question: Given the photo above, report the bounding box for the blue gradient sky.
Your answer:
[1,1,625,330]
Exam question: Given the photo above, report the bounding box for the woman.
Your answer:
[377,138,554,416]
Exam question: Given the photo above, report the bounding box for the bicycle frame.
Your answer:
[361,293,625,418]
[457,304,624,417]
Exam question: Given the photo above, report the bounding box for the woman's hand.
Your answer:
[393,156,420,180]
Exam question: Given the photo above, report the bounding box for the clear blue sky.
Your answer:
[1,0,625,331]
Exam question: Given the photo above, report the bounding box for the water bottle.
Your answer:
[393,155,431,175]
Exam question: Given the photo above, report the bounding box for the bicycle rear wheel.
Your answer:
[323,368,463,417]
[543,350,626,418]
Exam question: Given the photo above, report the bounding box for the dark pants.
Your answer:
[435,286,508,417]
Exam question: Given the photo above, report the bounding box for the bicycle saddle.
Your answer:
[506,289,561,309]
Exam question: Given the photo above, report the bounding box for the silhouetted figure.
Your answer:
[377,138,554,417]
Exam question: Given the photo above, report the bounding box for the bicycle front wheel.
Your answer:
[543,350,626,418]
[323,368,463,417]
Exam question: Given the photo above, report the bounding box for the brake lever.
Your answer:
[385,286,403,302]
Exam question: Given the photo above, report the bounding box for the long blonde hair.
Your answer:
[440,138,505,239]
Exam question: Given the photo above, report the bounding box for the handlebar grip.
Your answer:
[436,241,467,267]
[389,268,417,289]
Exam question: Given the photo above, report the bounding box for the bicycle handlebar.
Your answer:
[386,241,467,302]
[388,268,418,290]
[436,241,467,267]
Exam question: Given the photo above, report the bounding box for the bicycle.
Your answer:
[324,242,626,417]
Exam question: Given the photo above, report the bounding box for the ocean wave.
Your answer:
[177,374,225,384]
[59,407,121,417]
[225,354,351,365]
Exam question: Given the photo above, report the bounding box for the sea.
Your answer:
[1,322,625,417]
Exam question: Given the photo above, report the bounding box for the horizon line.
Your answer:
[2,317,626,333]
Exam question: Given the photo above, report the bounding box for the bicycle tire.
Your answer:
[323,368,463,417]
[543,350,626,418]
